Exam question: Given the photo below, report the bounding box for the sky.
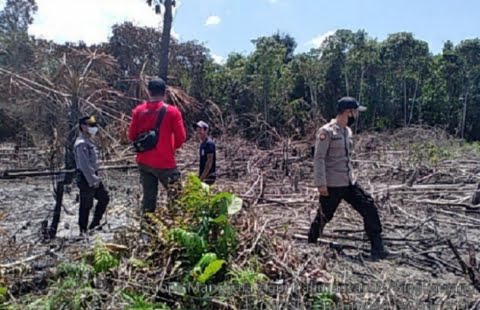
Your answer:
[1,0,479,64]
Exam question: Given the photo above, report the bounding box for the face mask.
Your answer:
[87,126,98,136]
[347,113,356,127]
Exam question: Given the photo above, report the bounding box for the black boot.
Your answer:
[370,235,390,260]
[79,227,88,238]
[308,221,324,244]
[88,221,102,231]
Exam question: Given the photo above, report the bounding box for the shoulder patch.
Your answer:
[316,129,328,141]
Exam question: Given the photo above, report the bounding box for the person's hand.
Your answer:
[318,186,329,197]
[93,182,100,189]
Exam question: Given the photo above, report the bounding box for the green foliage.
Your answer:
[173,174,241,261]
[196,259,225,284]
[165,174,242,288]
[228,268,268,288]
[168,228,208,264]
[122,291,169,310]
[57,261,94,279]
[0,285,7,303]
[129,257,148,269]
[93,239,120,273]
[191,253,225,284]
[312,292,336,310]
[411,142,454,166]
[24,262,101,310]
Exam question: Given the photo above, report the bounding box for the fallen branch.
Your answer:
[446,239,480,293]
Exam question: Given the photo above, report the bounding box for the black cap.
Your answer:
[79,115,97,126]
[337,97,367,113]
[148,78,166,95]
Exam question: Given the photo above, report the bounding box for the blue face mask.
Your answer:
[87,126,98,136]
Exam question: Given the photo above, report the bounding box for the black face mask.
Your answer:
[347,114,356,126]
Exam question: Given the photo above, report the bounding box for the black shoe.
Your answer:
[88,221,102,231]
[308,222,321,244]
[370,235,390,260]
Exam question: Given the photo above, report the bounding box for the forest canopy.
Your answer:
[1,0,480,145]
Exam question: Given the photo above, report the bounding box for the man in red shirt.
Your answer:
[128,78,186,213]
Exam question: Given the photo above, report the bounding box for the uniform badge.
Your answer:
[319,133,326,141]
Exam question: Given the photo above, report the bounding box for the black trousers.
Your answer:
[310,183,382,239]
[77,173,109,232]
[139,164,181,213]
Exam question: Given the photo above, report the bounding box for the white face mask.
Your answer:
[87,126,99,136]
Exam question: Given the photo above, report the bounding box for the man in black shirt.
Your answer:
[195,121,216,185]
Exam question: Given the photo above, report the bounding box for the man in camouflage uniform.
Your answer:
[308,97,389,260]
[74,116,110,235]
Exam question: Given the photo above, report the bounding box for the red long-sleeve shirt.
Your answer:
[128,101,186,169]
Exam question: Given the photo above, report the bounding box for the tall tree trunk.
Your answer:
[358,64,365,103]
[159,0,173,82]
[403,77,407,127]
[344,69,350,96]
[408,79,419,126]
[461,90,469,139]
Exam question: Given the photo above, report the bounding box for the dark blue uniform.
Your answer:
[199,138,216,184]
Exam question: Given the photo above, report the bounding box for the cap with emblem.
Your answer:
[194,120,209,129]
[79,115,97,127]
[337,97,367,113]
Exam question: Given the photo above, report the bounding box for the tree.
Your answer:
[272,32,297,64]
[146,0,176,82]
[455,39,480,140]
[380,32,430,127]
[0,0,37,71]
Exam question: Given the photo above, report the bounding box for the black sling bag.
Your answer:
[133,104,167,153]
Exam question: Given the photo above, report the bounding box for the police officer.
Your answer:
[308,97,389,260]
[74,116,110,235]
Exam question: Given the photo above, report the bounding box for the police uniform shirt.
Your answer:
[74,132,100,187]
[313,119,355,187]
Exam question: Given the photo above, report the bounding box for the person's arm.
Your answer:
[128,108,138,142]
[172,108,186,150]
[313,129,330,196]
[75,143,100,188]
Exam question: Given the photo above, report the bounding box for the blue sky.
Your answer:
[1,0,479,63]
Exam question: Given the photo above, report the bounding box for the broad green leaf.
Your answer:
[195,253,218,269]
[197,259,225,284]
[211,215,228,225]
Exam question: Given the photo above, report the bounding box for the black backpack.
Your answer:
[133,104,167,153]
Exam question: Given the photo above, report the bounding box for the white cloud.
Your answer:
[212,54,225,65]
[306,30,337,48]
[171,28,180,40]
[205,15,221,26]
[28,0,173,45]
[267,0,279,3]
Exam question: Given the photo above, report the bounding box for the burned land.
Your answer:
[1,127,480,309]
